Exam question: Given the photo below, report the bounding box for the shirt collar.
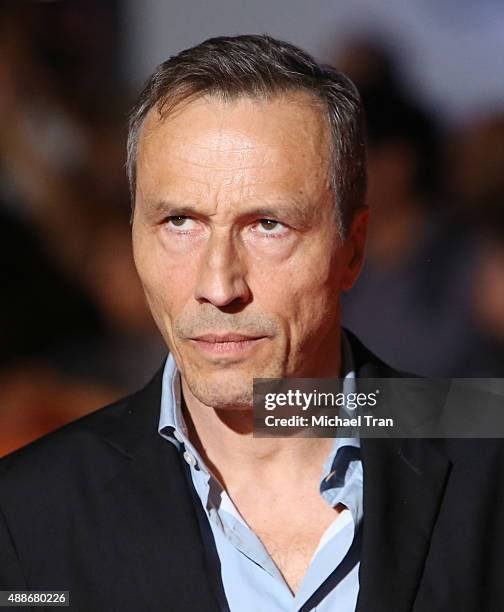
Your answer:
[159,351,186,441]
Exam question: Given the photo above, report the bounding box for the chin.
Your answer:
[191,380,254,410]
[179,344,288,409]
[183,365,258,410]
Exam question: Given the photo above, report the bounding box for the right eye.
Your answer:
[164,216,197,231]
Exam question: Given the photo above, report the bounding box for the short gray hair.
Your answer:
[127,34,366,234]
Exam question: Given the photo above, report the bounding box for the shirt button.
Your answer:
[173,429,185,443]
[183,451,197,467]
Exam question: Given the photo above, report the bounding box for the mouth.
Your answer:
[188,333,268,356]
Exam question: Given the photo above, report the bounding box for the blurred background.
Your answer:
[1,0,503,456]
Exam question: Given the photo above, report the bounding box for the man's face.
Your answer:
[132,94,368,410]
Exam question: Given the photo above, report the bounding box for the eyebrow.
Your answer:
[142,199,316,226]
[147,202,198,217]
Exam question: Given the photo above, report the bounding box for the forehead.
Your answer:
[139,91,330,151]
[135,93,332,205]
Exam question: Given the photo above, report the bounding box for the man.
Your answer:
[0,35,503,612]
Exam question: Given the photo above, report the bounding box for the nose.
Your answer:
[194,229,251,308]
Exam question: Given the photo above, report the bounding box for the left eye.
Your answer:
[254,219,288,236]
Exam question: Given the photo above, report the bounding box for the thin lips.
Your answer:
[191,333,264,343]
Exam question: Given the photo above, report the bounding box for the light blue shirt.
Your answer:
[158,332,362,612]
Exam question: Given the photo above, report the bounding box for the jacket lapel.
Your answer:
[356,437,451,612]
[348,332,452,612]
[90,366,222,612]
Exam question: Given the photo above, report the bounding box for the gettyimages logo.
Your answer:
[263,389,378,411]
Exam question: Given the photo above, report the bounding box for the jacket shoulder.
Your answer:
[0,397,127,495]
[0,364,164,495]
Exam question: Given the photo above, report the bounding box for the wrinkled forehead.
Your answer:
[135,93,333,203]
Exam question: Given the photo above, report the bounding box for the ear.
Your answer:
[340,206,370,291]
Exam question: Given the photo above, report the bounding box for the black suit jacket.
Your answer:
[1,333,503,611]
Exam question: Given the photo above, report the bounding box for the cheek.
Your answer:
[252,251,341,333]
[291,278,339,337]
[133,232,196,324]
